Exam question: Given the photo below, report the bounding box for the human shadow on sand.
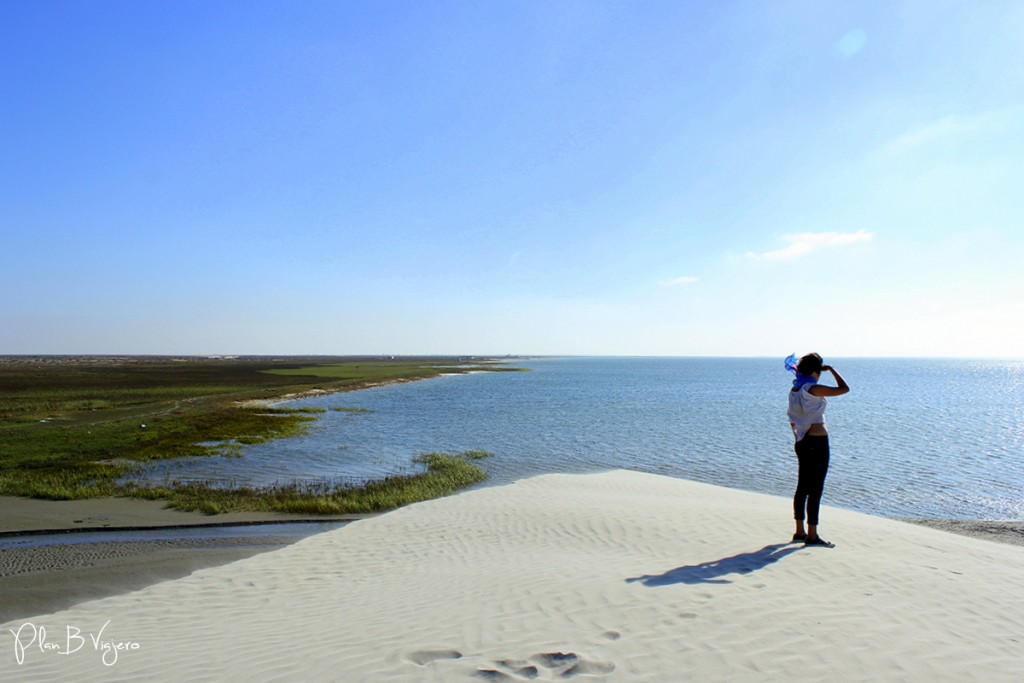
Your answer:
[626,543,801,586]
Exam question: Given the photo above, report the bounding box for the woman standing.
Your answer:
[787,353,849,547]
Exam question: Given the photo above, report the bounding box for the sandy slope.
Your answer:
[1,470,1021,681]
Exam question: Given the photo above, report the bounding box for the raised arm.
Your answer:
[809,366,849,397]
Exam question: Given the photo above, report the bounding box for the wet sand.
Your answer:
[0,535,299,623]
[902,518,1024,547]
[0,495,363,623]
[0,494,363,535]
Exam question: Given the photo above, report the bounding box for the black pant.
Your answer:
[794,435,830,526]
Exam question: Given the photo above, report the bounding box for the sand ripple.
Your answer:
[1,471,1022,681]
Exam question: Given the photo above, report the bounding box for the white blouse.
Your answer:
[787,384,827,442]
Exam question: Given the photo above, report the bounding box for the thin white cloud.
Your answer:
[659,275,698,286]
[884,115,981,155]
[746,230,874,261]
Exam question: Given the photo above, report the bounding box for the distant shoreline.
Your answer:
[0,354,536,370]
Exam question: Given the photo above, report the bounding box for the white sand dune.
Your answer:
[2,470,1022,681]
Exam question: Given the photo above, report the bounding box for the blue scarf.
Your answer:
[792,373,817,390]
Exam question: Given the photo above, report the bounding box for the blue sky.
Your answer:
[3,1,1022,357]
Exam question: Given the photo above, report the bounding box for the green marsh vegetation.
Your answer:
[0,356,519,513]
[124,450,494,515]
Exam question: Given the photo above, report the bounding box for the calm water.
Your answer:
[131,358,1024,521]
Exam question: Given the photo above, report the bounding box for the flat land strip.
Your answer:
[0,355,518,514]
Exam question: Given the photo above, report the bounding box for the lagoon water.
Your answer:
[134,358,1024,521]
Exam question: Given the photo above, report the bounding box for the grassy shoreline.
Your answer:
[0,356,521,513]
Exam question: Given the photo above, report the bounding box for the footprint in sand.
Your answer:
[493,659,540,679]
[528,652,615,678]
[531,652,579,670]
[477,649,618,680]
